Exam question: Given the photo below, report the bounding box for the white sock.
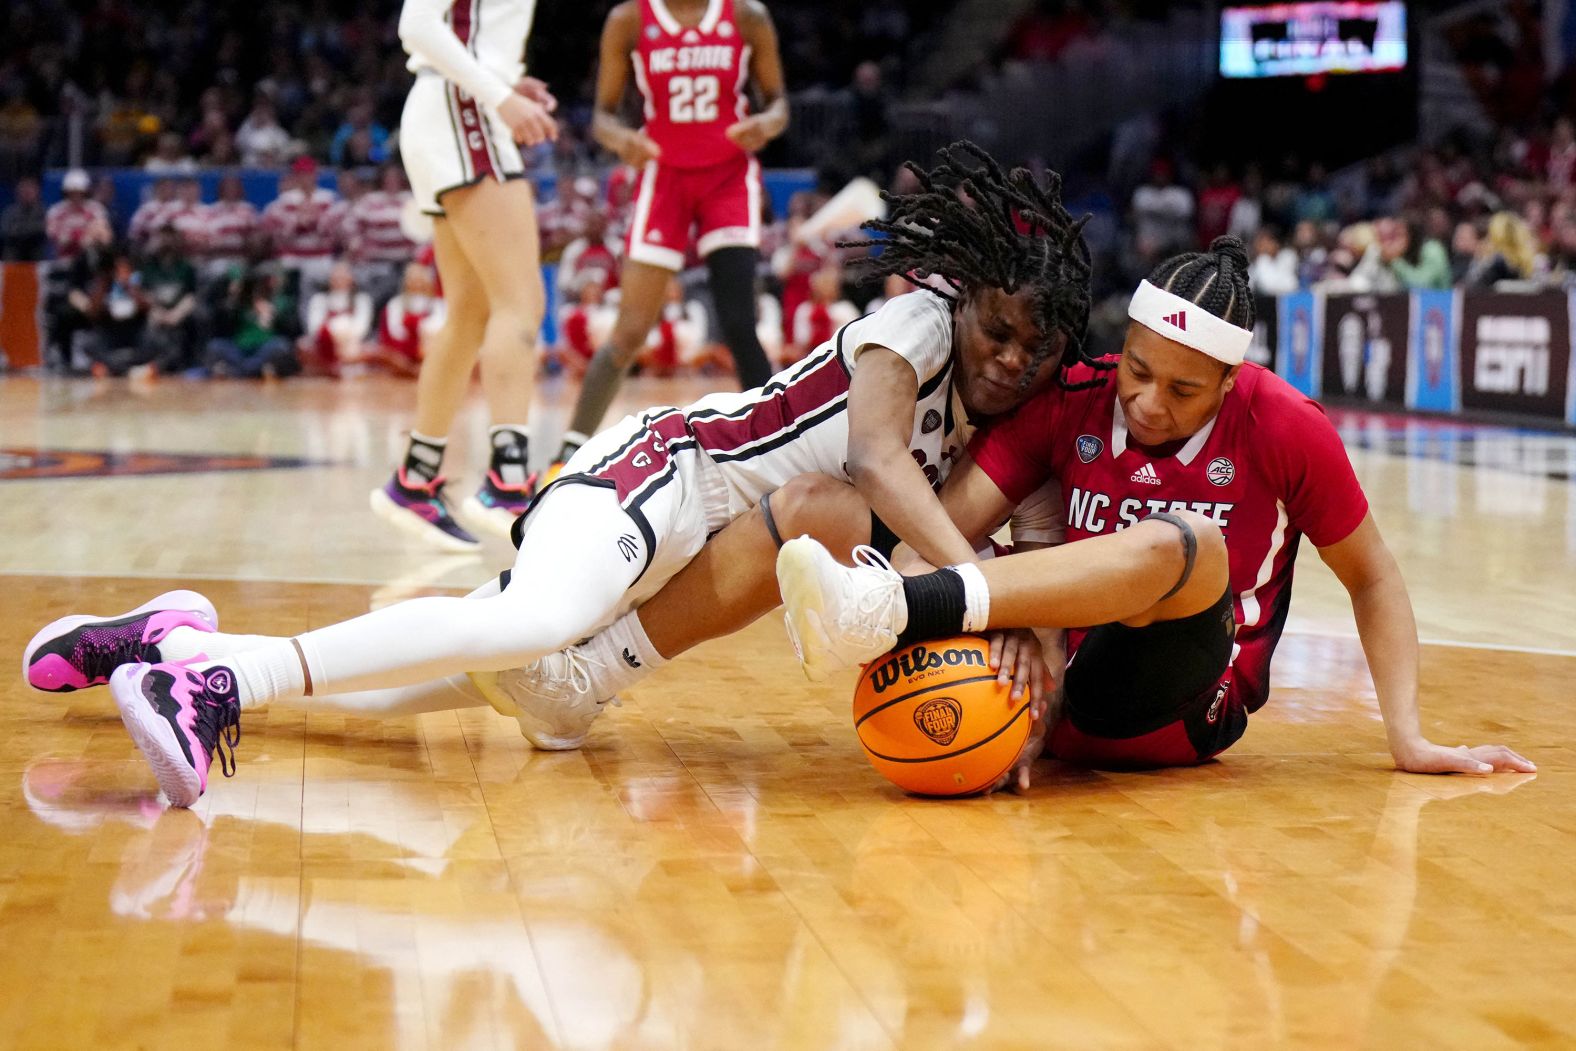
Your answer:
[583,611,668,696]
[949,562,992,634]
[217,641,307,709]
[161,626,280,664]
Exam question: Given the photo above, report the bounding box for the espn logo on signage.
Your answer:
[1474,316,1551,397]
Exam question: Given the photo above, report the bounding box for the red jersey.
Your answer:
[969,362,1369,715]
[632,0,751,170]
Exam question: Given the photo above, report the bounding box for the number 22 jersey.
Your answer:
[632,0,751,169]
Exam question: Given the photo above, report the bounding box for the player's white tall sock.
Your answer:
[161,626,280,663]
[279,674,490,716]
[187,644,304,710]
[580,611,669,698]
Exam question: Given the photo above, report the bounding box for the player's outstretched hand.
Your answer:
[513,76,558,113]
[616,129,662,167]
[725,116,774,153]
[1393,739,1536,775]
[498,94,558,146]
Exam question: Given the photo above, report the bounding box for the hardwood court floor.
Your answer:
[1,375,1573,1050]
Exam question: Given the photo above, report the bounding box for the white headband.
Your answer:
[1127,280,1252,366]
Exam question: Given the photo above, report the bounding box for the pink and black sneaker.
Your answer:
[111,662,242,808]
[461,468,538,537]
[23,590,217,693]
[370,468,480,552]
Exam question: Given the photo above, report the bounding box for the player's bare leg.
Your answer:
[444,177,548,535]
[371,216,490,551]
[552,258,672,469]
[777,511,1230,679]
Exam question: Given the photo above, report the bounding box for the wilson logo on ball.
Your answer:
[913,697,962,746]
[868,644,986,693]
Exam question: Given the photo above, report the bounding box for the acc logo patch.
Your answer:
[1207,457,1235,486]
[1076,434,1103,463]
[913,697,962,746]
[921,409,942,434]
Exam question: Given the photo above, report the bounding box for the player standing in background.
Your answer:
[775,237,1535,788]
[372,0,559,550]
[548,0,788,475]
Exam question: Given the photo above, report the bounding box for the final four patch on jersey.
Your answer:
[1076,434,1103,463]
[1207,457,1235,486]
[921,409,943,434]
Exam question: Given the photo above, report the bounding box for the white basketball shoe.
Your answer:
[775,537,907,680]
[470,646,620,751]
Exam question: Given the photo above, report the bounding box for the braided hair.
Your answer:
[840,141,1103,390]
[1145,235,1256,333]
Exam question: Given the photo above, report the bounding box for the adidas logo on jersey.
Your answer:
[1130,462,1162,485]
[1162,311,1187,330]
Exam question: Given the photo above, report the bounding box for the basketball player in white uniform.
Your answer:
[25,146,1102,806]
[371,0,559,550]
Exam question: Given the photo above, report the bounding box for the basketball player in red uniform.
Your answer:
[548,0,788,474]
[776,237,1534,788]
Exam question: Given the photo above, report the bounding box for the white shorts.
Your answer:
[510,408,733,633]
[400,72,526,217]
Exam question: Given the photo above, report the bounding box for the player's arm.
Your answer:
[591,3,661,167]
[728,0,789,152]
[846,349,978,570]
[1317,514,1534,775]
[397,0,554,144]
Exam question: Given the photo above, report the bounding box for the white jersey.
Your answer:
[398,0,537,112]
[559,293,970,526]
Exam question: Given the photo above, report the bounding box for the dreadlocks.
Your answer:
[841,141,1107,390]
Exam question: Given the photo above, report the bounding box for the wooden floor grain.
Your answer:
[1,375,1572,1050]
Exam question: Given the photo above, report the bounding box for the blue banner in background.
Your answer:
[1276,291,1320,398]
[1409,289,1459,414]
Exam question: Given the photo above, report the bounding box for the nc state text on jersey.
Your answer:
[646,46,737,74]
[1067,486,1235,533]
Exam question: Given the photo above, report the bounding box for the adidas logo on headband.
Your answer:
[1128,280,1251,365]
[1162,311,1187,331]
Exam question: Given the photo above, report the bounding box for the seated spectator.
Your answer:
[236,94,294,168]
[206,269,301,379]
[128,179,180,253]
[1,176,48,262]
[138,230,200,374]
[197,176,261,288]
[1381,218,1452,290]
[1466,212,1539,287]
[555,275,615,379]
[1451,220,1489,284]
[786,263,858,366]
[329,97,389,168]
[373,262,446,377]
[46,170,113,262]
[1130,159,1195,266]
[555,208,622,306]
[634,278,706,377]
[299,262,373,376]
[144,130,197,173]
[1293,164,1337,225]
[1247,226,1299,295]
[263,156,339,305]
[346,164,418,306]
[1196,164,1242,247]
[68,249,150,377]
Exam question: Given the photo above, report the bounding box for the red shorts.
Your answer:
[626,152,761,271]
[1048,683,1247,768]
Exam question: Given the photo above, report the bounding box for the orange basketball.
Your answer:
[852,634,1030,797]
